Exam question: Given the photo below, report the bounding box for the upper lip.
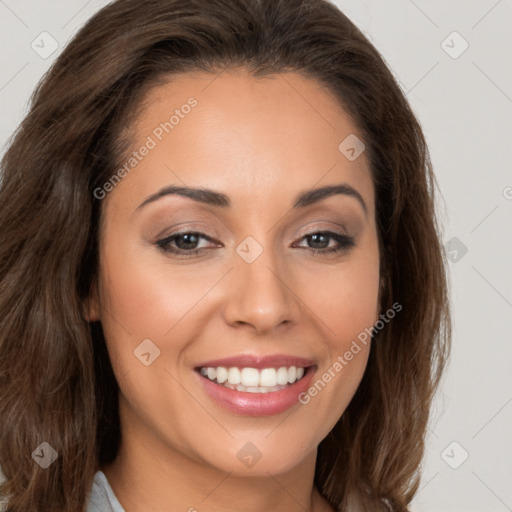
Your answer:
[195,354,316,370]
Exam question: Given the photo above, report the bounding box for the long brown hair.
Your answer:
[0,0,451,510]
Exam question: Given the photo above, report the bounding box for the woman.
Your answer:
[0,0,451,510]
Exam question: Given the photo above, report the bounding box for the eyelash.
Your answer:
[156,229,355,258]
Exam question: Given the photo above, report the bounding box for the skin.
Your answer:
[87,68,381,512]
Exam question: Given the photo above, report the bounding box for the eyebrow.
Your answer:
[137,183,367,216]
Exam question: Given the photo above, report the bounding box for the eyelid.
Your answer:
[290,220,353,243]
[298,222,349,236]
[152,221,222,243]
[156,229,220,249]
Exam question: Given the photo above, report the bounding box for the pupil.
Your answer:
[177,234,198,249]
[310,233,328,249]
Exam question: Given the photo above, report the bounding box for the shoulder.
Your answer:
[0,467,124,512]
[87,470,125,512]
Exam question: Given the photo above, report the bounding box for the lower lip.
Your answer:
[196,367,316,416]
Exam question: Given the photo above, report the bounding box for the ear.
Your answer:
[83,281,101,322]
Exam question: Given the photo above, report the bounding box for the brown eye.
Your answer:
[156,231,218,257]
[294,231,355,255]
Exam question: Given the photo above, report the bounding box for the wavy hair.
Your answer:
[0,0,451,510]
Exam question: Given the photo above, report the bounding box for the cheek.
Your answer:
[302,246,380,349]
[97,234,205,338]
[296,242,379,424]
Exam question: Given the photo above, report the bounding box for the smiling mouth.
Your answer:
[197,365,309,393]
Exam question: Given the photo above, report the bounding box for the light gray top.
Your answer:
[3,469,355,511]
[87,471,125,512]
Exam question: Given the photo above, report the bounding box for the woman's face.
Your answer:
[90,69,381,476]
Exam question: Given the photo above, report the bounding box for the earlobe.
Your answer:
[83,282,101,322]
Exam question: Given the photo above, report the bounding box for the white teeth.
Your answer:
[227,367,241,385]
[240,368,259,387]
[259,368,277,387]
[216,366,228,384]
[276,367,289,385]
[200,365,307,391]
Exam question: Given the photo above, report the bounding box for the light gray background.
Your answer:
[1,1,511,511]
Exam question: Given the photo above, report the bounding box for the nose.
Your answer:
[222,245,301,334]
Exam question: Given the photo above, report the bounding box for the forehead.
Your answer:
[107,68,374,216]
